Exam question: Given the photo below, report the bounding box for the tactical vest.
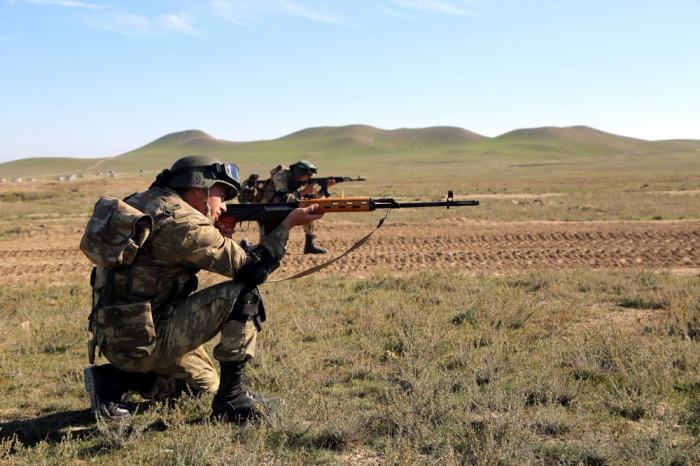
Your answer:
[90,188,202,321]
[260,168,296,203]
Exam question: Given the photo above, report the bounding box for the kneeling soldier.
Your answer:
[81,155,323,422]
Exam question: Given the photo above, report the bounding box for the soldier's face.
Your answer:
[206,184,228,220]
[184,184,228,220]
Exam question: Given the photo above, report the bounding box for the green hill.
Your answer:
[280,125,487,149]
[0,157,103,178]
[485,126,671,160]
[1,124,699,180]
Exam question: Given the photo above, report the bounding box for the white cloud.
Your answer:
[379,4,417,19]
[83,11,199,37]
[159,13,198,36]
[211,0,340,25]
[388,0,476,16]
[20,0,106,10]
[84,13,154,36]
[210,1,254,27]
[279,1,340,23]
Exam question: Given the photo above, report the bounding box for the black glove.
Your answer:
[238,239,255,253]
[235,245,280,287]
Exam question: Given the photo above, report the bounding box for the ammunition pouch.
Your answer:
[94,301,157,359]
[80,196,153,269]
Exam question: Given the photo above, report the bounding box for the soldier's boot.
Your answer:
[210,361,276,423]
[84,364,158,421]
[304,234,328,255]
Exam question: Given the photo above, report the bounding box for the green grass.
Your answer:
[2,124,700,182]
[1,269,699,464]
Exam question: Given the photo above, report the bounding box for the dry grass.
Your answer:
[0,169,698,240]
[1,147,698,464]
[1,269,698,465]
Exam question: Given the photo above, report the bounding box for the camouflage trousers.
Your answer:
[98,280,258,394]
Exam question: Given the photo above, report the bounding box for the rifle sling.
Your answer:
[266,210,390,283]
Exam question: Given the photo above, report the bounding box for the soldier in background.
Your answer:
[238,173,260,204]
[258,160,335,254]
[80,155,323,423]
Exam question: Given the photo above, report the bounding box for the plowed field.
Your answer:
[1,219,697,285]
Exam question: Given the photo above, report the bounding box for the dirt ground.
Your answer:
[0,218,697,285]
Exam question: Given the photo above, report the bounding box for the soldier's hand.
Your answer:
[215,220,236,238]
[300,183,316,197]
[281,205,325,229]
[326,178,337,188]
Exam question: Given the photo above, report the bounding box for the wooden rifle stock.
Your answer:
[220,191,478,230]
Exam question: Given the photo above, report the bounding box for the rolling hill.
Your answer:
[1,124,699,179]
[491,126,673,158]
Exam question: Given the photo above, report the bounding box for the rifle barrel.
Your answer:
[372,199,479,209]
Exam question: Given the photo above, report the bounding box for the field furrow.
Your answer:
[0,219,697,284]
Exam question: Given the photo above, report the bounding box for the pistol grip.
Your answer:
[220,217,236,229]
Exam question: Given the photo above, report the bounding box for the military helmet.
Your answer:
[167,155,240,200]
[290,160,318,178]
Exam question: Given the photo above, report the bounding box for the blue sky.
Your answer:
[1,0,699,163]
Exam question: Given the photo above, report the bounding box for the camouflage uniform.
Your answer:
[89,186,289,394]
[238,178,258,204]
[260,168,323,236]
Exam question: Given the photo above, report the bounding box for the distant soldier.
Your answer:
[258,160,335,254]
[238,174,260,204]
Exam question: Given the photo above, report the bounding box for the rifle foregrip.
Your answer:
[298,198,373,212]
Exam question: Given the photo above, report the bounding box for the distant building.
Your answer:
[11,178,21,183]
[0,179,6,183]
[139,168,145,173]
[110,172,117,178]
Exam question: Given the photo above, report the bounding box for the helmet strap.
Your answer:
[204,187,213,220]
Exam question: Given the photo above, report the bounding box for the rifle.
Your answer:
[221,191,478,234]
[256,176,367,198]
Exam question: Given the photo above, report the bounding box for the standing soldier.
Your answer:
[238,173,260,204]
[80,155,324,422]
[258,160,335,254]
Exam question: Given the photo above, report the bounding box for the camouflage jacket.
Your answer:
[92,187,290,320]
[260,169,322,203]
[238,179,258,204]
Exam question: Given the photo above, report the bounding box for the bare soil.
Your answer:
[0,219,697,285]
